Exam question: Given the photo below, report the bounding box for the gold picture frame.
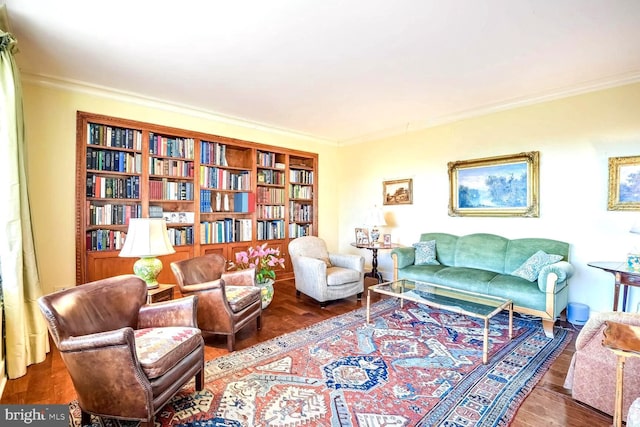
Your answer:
[608,155,640,211]
[383,178,413,205]
[448,151,539,217]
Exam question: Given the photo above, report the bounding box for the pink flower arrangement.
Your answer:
[230,243,285,284]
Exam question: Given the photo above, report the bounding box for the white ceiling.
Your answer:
[3,0,640,143]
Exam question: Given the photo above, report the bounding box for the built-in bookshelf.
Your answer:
[75,111,318,285]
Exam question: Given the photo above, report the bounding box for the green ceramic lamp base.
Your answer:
[133,256,163,289]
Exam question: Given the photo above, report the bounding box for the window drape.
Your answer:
[0,4,49,381]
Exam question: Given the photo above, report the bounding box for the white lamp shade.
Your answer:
[119,218,175,258]
[367,206,387,227]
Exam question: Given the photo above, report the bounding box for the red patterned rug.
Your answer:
[70,298,571,426]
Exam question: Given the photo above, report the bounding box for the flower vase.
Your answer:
[258,278,275,309]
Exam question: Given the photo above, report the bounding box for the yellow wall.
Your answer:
[337,82,640,313]
[22,81,340,294]
[22,79,640,313]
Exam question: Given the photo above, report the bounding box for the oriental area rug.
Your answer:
[70,299,571,427]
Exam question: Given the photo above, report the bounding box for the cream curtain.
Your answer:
[0,4,49,381]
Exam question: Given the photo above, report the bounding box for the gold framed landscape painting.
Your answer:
[608,155,640,211]
[448,151,540,217]
[383,178,413,205]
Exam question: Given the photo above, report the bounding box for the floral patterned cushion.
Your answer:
[511,250,563,282]
[413,240,440,265]
[225,285,261,312]
[134,327,201,379]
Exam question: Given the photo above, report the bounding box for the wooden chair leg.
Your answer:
[195,368,204,391]
[227,335,235,352]
[80,410,91,426]
[296,290,301,297]
[357,292,363,301]
[257,314,262,330]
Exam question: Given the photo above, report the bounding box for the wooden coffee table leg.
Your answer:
[483,318,489,364]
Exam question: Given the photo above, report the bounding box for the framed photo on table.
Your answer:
[383,234,391,246]
[355,228,369,245]
[608,155,640,211]
[448,151,539,217]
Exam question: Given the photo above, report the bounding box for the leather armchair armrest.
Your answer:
[58,328,134,353]
[329,253,364,272]
[138,295,198,328]
[222,268,256,286]
[391,247,415,269]
[537,261,575,292]
[180,279,223,293]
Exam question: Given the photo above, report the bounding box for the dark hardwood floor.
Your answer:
[1,278,612,426]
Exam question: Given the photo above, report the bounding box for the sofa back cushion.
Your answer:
[420,232,569,275]
[505,238,570,273]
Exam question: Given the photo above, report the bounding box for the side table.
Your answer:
[350,242,400,283]
[147,284,175,304]
[602,321,640,427]
[588,262,640,311]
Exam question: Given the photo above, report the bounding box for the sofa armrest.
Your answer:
[138,295,198,328]
[329,253,364,272]
[391,247,415,269]
[537,261,575,292]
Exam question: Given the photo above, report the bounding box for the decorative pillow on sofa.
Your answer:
[512,250,563,282]
[412,240,440,265]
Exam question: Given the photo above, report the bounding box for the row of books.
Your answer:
[149,133,195,159]
[289,202,313,222]
[87,148,142,174]
[289,169,314,184]
[199,191,255,213]
[201,218,252,243]
[87,203,142,226]
[87,123,142,150]
[257,187,285,204]
[290,185,313,200]
[167,226,194,246]
[86,175,140,199]
[257,169,285,185]
[257,204,285,220]
[200,166,251,190]
[149,179,194,201]
[257,220,286,240]
[86,229,126,251]
[257,150,278,168]
[149,158,195,178]
[289,223,313,238]
[200,140,228,166]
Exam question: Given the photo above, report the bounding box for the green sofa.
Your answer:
[391,232,574,337]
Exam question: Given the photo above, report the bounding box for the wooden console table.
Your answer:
[351,242,400,283]
[588,262,640,311]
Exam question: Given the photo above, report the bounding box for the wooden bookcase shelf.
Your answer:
[75,111,318,285]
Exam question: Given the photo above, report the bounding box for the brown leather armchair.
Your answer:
[171,254,262,351]
[37,275,205,427]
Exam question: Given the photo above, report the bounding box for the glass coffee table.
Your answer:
[367,279,513,364]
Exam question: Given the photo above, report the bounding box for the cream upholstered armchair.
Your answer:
[564,311,640,422]
[37,275,204,427]
[171,254,262,351]
[288,236,365,307]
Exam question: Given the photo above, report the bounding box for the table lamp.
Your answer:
[628,220,640,271]
[368,206,387,245]
[119,218,175,289]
